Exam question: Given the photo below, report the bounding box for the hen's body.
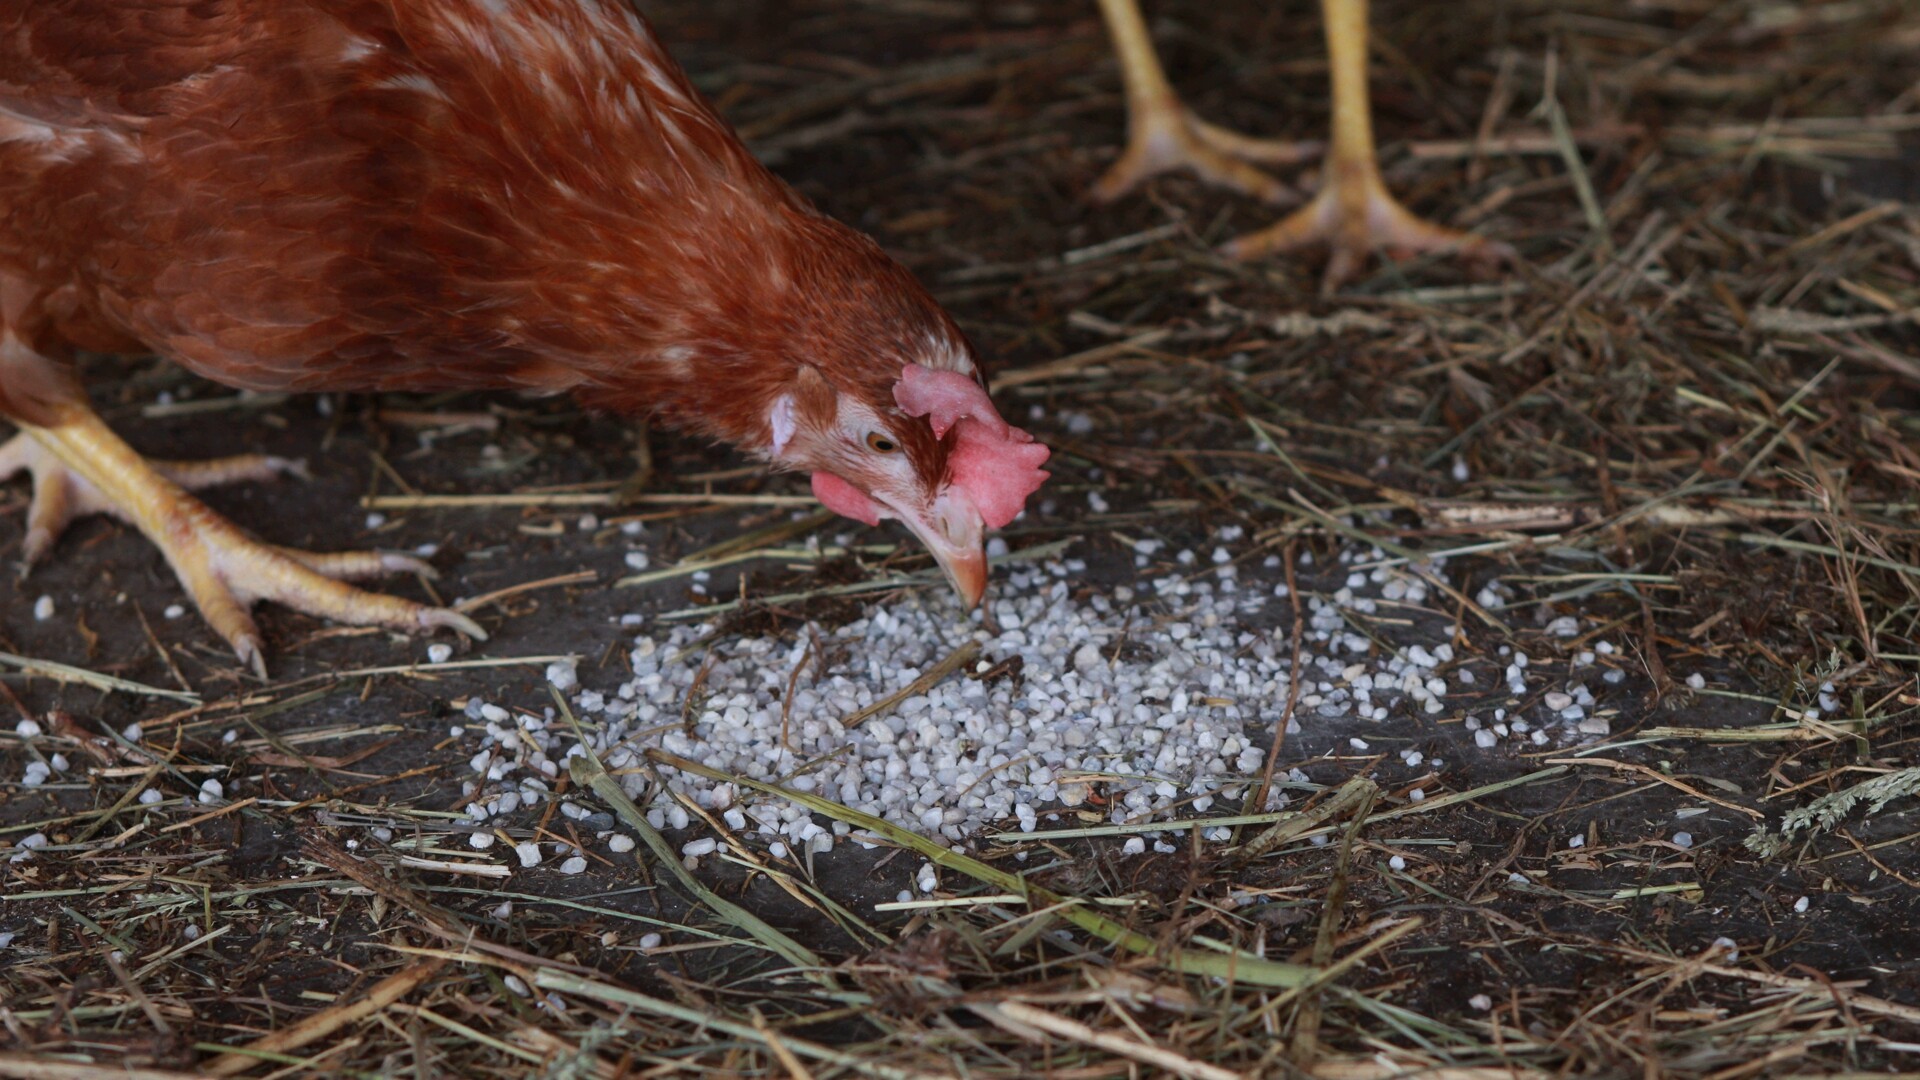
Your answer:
[0,0,1046,673]
[4,0,938,434]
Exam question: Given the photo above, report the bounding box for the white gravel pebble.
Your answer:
[514,842,543,867]
[1469,994,1493,1011]
[427,643,454,664]
[558,856,589,875]
[639,933,663,949]
[32,595,53,621]
[1388,855,1407,871]
[198,778,225,804]
[1672,832,1694,849]
[1793,896,1809,913]
[608,834,636,853]
[138,788,165,805]
[441,540,1561,853]
[164,604,187,619]
[1685,672,1706,690]
[470,832,496,850]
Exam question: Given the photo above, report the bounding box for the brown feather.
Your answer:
[1,0,968,458]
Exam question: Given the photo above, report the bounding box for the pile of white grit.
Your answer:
[451,528,1634,869]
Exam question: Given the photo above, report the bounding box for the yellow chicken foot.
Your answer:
[1220,0,1512,289]
[1,433,305,563]
[1091,0,1319,205]
[2,405,483,677]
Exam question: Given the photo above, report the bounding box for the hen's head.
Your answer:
[761,331,1049,609]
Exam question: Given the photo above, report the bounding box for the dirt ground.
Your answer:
[5,1,1920,1076]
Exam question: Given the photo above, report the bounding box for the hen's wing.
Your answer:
[1,0,789,397]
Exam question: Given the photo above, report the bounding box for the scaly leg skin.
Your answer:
[1091,0,1319,205]
[1219,0,1513,290]
[0,433,306,564]
[1,405,484,678]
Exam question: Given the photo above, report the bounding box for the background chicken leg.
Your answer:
[1090,0,1318,205]
[1094,0,1511,288]
[3,375,484,677]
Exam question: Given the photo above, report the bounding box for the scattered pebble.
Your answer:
[198,778,225,804]
[514,842,543,867]
[427,643,454,664]
[32,595,53,621]
[558,856,588,875]
[1672,832,1694,849]
[416,537,1620,860]
[1469,993,1493,1011]
[639,932,663,949]
[608,834,636,853]
[1793,896,1809,913]
[1685,673,1706,690]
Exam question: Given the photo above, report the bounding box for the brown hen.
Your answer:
[0,0,1049,674]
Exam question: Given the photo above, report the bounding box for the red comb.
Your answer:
[895,364,1050,529]
[894,364,1009,440]
[950,422,1050,529]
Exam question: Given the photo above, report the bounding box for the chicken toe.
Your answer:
[4,409,483,678]
[1,432,304,564]
[1092,0,1312,206]
[1220,167,1513,291]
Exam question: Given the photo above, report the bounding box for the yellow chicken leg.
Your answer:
[1091,0,1319,205]
[3,389,483,677]
[1218,0,1512,288]
[1092,0,1510,289]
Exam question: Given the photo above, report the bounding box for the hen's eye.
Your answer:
[866,432,899,453]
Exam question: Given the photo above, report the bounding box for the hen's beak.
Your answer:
[894,488,989,608]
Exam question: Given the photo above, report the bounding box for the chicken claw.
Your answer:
[1092,0,1315,206]
[1,433,306,564]
[1220,165,1513,291]
[3,417,483,678]
[1092,101,1316,207]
